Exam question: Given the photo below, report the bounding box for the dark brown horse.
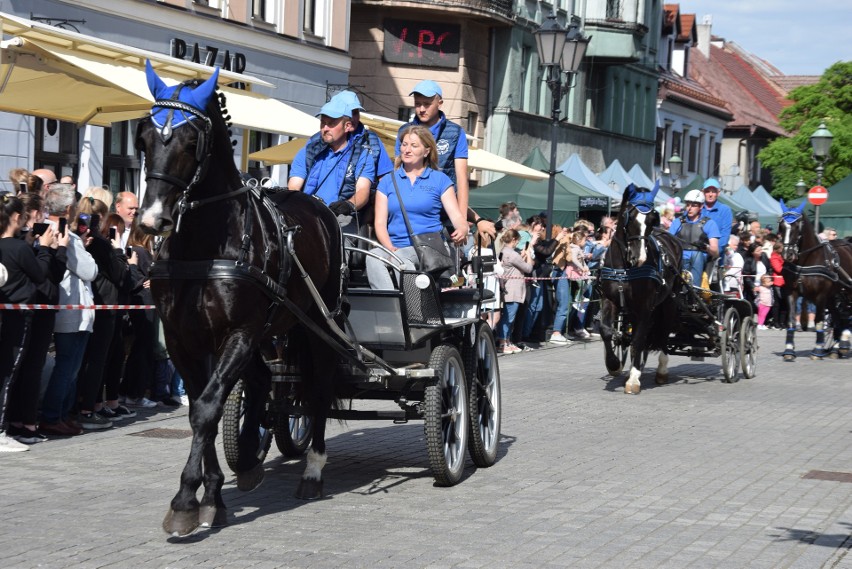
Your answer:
[777,200,852,360]
[136,61,345,537]
[599,183,683,394]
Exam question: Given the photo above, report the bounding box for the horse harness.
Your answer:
[784,240,852,291]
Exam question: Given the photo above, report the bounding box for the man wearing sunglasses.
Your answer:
[669,189,720,287]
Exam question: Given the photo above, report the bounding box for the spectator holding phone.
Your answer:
[0,194,54,450]
[39,183,98,437]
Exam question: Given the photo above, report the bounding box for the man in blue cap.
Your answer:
[397,79,494,240]
[288,98,376,233]
[700,177,732,287]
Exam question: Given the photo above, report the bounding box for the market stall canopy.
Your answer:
[628,163,671,204]
[0,12,318,136]
[730,186,779,218]
[598,159,635,196]
[557,154,621,200]
[751,185,782,215]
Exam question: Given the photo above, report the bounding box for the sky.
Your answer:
[679,1,851,76]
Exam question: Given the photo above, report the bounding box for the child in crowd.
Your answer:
[755,274,774,330]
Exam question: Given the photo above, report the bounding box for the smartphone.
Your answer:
[125,246,133,257]
[90,214,100,232]
[32,222,50,236]
[19,181,27,194]
[58,217,67,236]
[109,227,117,241]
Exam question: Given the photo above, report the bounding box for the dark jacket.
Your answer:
[87,234,131,307]
[0,237,52,303]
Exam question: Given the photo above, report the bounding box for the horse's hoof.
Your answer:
[236,464,265,492]
[829,351,840,360]
[607,367,622,377]
[199,505,228,528]
[162,508,199,537]
[655,373,668,385]
[624,384,641,395]
[782,352,796,362]
[295,478,324,500]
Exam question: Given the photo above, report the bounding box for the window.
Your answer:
[606,0,623,20]
[520,45,531,111]
[104,121,141,195]
[303,0,316,34]
[671,131,682,156]
[687,135,699,172]
[247,131,276,180]
[654,127,664,166]
[398,107,413,123]
[252,0,273,23]
[713,142,721,177]
[467,111,478,138]
[34,118,79,181]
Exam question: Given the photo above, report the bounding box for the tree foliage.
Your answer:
[758,61,852,200]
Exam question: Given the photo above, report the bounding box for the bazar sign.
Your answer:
[579,196,609,209]
[170,38,247,73]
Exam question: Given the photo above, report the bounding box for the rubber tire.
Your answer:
[739,316,758,379]
[424,345,469,486]
[615,313,630,370]
[463,323,502,468]
[222,379,271,473]
[272,382,313,458]
[720,307,741,383]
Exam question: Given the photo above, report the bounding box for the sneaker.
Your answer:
[96,407,120,421]
[61,418,85,436]
[7,425,47,444]
[549,332,570,345]
[158,397,181,407]
[757,325,768,330]
[179,395,190,406]
[124,397,158,409]
[573,329,591,340]
[0,431,29,452]
[108,404,137,419]
[77,412,113,430]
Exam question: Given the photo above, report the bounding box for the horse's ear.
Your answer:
[795,200,806,214]
[145,60,169,99]
[189,67,220,111]
[649,179,661,202]
[624,182,636,200]
[779,198,787,211]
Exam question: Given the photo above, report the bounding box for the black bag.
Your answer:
[411,231,454,274]
[390,174,455,275]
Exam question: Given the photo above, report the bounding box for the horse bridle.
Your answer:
[620,203,657,268]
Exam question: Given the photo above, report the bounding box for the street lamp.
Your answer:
[534,14,590,238]
[667,153,683,193]
[795,178,807,197]
[809,122,833,231]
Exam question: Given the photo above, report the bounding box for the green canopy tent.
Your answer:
[787,173,852,237]
[469,148,601,229]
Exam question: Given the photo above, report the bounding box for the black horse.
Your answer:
[599,183,683,394]
[777,200,852,360]
[136,62,345,537]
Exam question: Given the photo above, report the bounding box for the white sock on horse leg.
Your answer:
[304,449,327,481]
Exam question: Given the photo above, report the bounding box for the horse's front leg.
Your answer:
[600,299,622,375]
[624,316,649,395]
[163,340,249,537]
[783,289,798,361]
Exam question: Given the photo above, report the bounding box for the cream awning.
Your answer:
[248,113,548,181]
[0,11,318,136]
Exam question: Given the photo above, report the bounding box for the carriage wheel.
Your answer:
[739,316,758,379]
[616,313,631,370]
[222,379,271,473]
[272,382,313,457]
[720,307,741,383]
[424,345,469,486]
[463,323,502,468]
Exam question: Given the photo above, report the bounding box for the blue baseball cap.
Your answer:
[316,98,352,119]
[331,90,364,113]
[409,79,443,98]
[703,178,721,191]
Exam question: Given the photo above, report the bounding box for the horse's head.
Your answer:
[618,182,661,267]
[778,198,807,263]
[135,60,220,235]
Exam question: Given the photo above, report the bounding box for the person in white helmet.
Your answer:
[669,189,720,286]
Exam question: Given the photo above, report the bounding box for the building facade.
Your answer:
[0,0,350,194]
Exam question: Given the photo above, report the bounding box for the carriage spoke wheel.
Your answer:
[425,345,469,486]
[615,313,631,371]
[222,379,271,473]
[720,307,741,383]
[463,323,502,468]
[273,383,313,457]
[739,316,758,379]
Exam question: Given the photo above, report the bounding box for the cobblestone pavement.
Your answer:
[2,329,852,568]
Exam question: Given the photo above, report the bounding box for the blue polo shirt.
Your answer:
[702,200,733,251]
[290,139,376,205]
[378,167,454,248]
[395,112,468,163]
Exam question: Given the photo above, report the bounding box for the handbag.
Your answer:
[389,172,454,274]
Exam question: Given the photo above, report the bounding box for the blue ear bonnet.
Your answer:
[779,198,805,224]
[145,60,219,130]
[625,180,660,214]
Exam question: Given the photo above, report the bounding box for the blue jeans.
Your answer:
[683,251,706,286]
[521,281,545,338]
[171,367,185,398]
[41,331,90,423]
[498,302,520,342]
[551,270,571,335]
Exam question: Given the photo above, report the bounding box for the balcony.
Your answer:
[353,0,516,25]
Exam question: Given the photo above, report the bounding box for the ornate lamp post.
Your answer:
[667,153,683,193]
[534,14,590,237]
[795,178,807,197]
[809,122,833,231]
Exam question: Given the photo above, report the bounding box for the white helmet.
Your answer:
[684,189,705,204]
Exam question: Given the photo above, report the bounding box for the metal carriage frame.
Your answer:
[221,236,502,487]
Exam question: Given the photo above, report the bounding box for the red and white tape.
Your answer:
[1,304,156,310]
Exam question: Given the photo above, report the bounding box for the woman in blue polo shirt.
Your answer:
[367,125,468,290]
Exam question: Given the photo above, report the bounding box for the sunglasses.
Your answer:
[686,202,702,207]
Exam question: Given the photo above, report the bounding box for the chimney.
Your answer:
[697,14,712,58]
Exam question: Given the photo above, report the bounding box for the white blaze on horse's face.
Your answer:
[636,211,648,266]
[140,198,165,230]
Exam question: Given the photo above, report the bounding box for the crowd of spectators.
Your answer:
[0,168,185,453]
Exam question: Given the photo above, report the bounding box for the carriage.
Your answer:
[598,183,758,394]
[221,239,503,487]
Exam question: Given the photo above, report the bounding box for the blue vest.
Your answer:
[351,125,388,188]
[302,133,365,200]
[397,118,462,185]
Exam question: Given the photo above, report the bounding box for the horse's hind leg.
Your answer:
[810,304,830,359]
[655,352,669,385]
[234,350,272,492]
[600,300,622,375]
[783,290,798,361]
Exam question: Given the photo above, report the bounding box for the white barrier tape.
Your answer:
[1,304,156,310]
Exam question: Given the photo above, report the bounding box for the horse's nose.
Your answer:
[138,203,173,235]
